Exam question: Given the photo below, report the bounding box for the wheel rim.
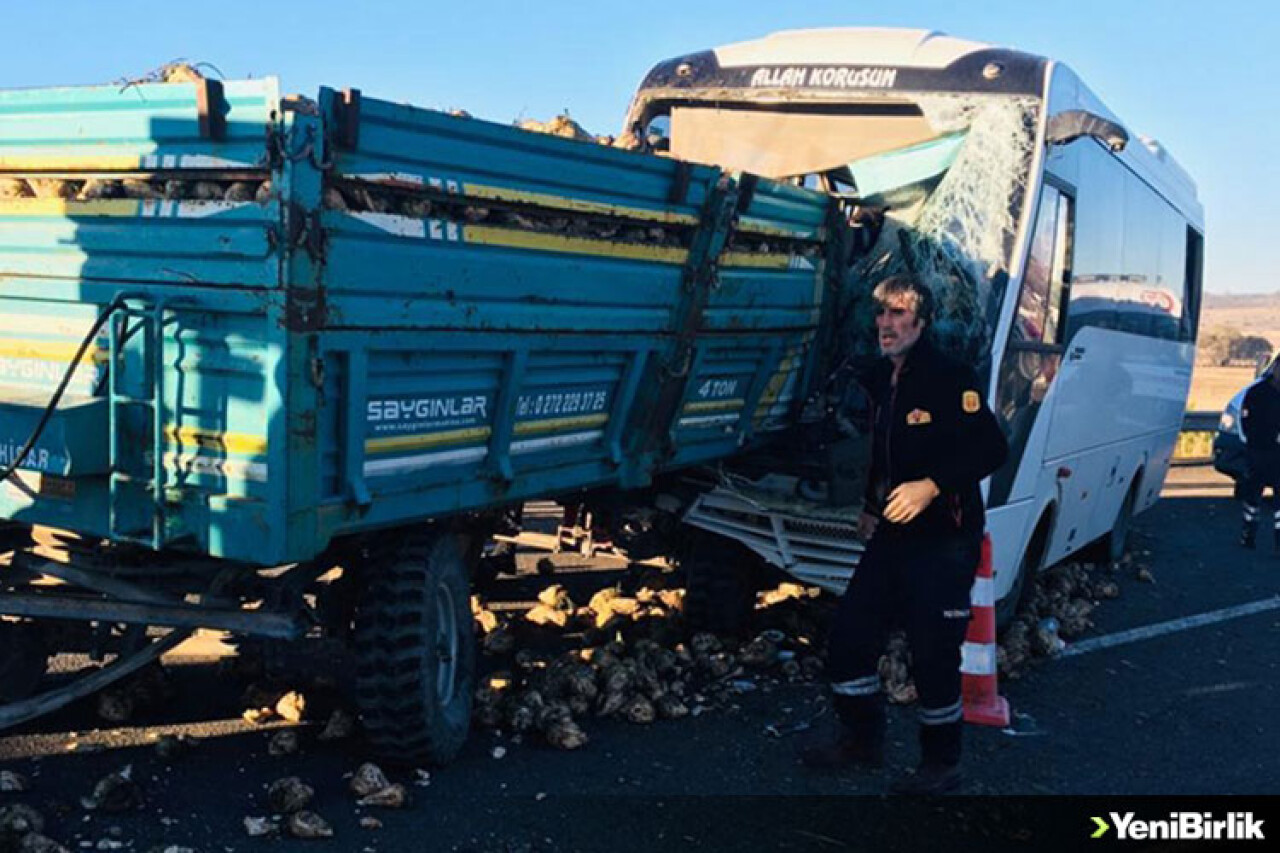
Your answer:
[432,581,460,706]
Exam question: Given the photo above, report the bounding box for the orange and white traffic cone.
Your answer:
[961,534,1010,727]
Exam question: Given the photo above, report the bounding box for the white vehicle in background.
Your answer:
[625,27,1204,628]
[1213,355,1279,484]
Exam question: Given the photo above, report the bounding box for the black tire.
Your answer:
[353,528,476,766]
[996,516,1049,632]
[1082,480,1139,565]
[1103,483,1138,565]
[680,531,765,636]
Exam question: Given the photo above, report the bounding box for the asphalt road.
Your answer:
[2,466,1278,852]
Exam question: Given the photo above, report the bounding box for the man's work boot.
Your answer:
[803,689,886,769]
[889,763,962,795]
[798,729,883,770]
[896,717,963,793]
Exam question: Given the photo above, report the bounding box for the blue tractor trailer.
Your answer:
[0,74,850,761]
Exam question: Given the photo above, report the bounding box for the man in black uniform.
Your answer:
[1239,359,1280,549]
[801,274,1007,794]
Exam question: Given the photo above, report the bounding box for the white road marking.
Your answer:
[1059,595,1280,658]
[1182,681,1256,697]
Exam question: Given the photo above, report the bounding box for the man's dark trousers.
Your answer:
[826,531,981,766]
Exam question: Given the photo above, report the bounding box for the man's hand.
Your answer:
[882,478,940,524]
[857,511,879,539]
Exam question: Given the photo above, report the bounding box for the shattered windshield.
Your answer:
[662,94,1041,376]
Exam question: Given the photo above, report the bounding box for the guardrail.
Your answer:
[1173,410,1220,466]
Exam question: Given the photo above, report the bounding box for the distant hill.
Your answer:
[1203,291,1280,310]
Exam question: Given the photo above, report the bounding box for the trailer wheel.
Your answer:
[353,528,475,766]
[680,531,765,636]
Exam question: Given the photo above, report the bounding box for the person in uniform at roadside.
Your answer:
[1239,358,1280,549]
[801,274,1008,795]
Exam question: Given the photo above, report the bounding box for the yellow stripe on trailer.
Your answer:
[719,251,795,269]
[0,340,106,364]
[0,199,256,218]
[463,183,700,227]
[0,155,146,171]
[465,224,689,265]
[684,398,745,413]
[755,363,798,410]
[366,426,493,455]
[737,216,823,240]
[0,199,144,217]
[164,426,268,457]
[364,414,611,455]
[514,413,609,435]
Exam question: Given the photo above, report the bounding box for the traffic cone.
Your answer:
[961,534,1010,727]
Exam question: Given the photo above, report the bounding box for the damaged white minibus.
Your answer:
[625,28,1204,627]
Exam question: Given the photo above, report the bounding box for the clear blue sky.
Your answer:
[0,0,1272,294]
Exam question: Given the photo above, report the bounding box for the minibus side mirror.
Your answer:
[1046,110,1128,153]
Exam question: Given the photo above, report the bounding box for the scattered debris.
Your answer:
[472,596,500,634]
[241,708,274,726]
[349,764,391,799]
[20,833,69,853]
[879,633,917,704]
[0,770,29,793]
[655,694,689,721]
[94,666,174,725]
[318,708,356,742]
[1031,618,1066,657]
[997,558,1130,678]
[95,692,134,726]
[275,691,307,724]
[622,695,656,725]
[80,766,141,813]
[268,730,300,757]
[1096,580,1121,599]
[524,604,569,629]
[356,784,407,809]
[483,627,516,656]
[267,777,314,814]
[516,114,594,142]
[242,816,276,838]
[0,803,45,836]
[543,719,589,750]
[286,811,333,840]
[359,817,383,831]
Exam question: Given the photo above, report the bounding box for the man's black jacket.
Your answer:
[862,337,1008,541]
[1242,377,1280,459]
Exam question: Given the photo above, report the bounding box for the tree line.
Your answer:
[1196,327,1274,366]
